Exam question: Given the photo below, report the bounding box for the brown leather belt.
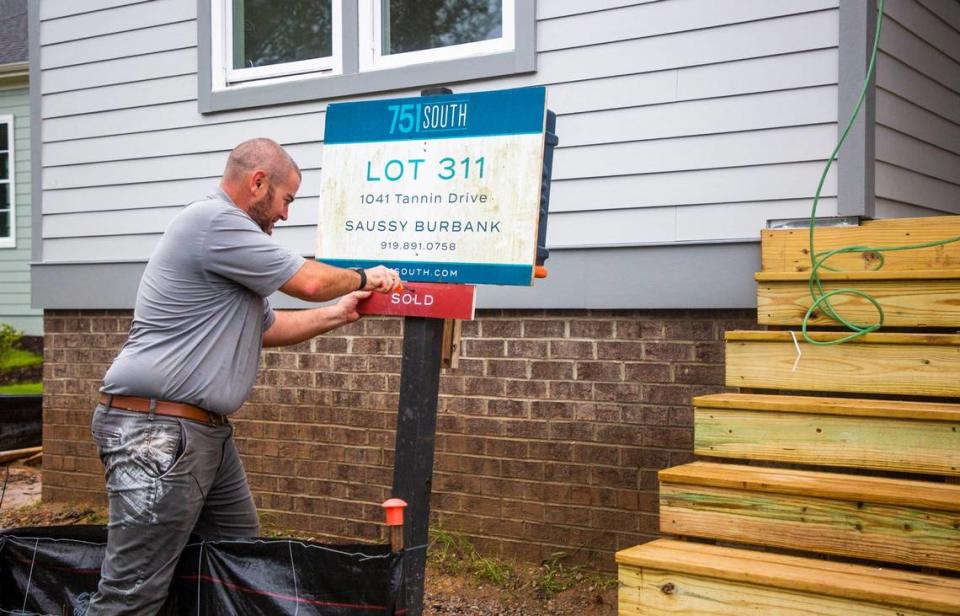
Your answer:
[99,394,227,426]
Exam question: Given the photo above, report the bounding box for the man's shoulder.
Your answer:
[176,195,249,229]
[184,194,232,218]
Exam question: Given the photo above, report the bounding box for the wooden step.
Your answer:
[756,270,960,327]
[617,538,960,615]
[725,331,960,397]
[694,393,960,475]
[659,462,960,572]
[761,216,960,274]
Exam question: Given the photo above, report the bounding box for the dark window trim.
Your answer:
[837,0,876,218]
[197,0,536,114]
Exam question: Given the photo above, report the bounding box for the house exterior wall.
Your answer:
[874,0,960,218]
[32,0,844,309]
[0,85,40,335]
[37,0,960,568]
[42,308,755,566]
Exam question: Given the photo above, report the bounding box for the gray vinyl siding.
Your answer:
[33,0,845,308]
[874,0,960,218]
[0,86,40,334]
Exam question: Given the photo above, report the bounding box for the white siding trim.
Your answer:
[0,114,17,249]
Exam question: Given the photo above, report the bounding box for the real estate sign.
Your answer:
[317,87,547,286]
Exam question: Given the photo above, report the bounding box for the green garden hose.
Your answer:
[802,0,960,345]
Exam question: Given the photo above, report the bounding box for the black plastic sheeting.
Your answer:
[0,394,43,451]
[0,525,404,615]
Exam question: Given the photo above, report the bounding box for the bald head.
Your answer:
[220,138,302,234]
[223,138,301,185]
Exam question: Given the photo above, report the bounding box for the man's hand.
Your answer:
[362,266,402,293]
[336,291,372,323]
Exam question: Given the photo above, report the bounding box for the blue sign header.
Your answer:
[320,258,533,286]
[324,87,546,144]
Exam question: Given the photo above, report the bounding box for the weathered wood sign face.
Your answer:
[316,87,547,286]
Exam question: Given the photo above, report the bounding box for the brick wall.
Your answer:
[42,308,755,567]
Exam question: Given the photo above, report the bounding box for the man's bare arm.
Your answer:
[279,261,400,302]
[262,292,370,347]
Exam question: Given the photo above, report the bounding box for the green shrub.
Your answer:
[0,323,23,365]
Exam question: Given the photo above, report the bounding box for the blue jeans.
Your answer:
[87,404,258,616]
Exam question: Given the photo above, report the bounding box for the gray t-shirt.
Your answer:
[102,189,305,415]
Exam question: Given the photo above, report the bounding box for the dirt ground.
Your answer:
[422,572,615,616]
[0,462,617,615]
[0,463,41,511]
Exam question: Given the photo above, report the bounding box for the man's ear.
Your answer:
[250,169,268,194]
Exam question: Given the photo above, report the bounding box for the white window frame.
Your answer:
[0,114,15,250]
[358,0,515,72]
[211,0,343,89]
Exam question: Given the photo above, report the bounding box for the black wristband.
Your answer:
[352,267,367,291]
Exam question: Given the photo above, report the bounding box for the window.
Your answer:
[359,1,514,71]
[200,0,534,112]
[222,0,341,84]
[0,116,14,249]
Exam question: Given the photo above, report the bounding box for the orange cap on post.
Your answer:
[534,266,548,278]
[382,498,408,526]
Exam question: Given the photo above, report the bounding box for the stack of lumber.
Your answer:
[617,216,960,615]
[0,446,41,465]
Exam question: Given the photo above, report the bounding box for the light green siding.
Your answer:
[0,86,41,335]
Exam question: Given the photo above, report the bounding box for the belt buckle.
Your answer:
[208,412,225,426]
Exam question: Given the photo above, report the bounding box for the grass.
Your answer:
[533,551,618,599]
[0,381,42,394]
[0,347,43,394]
[76,507,109,525]
[257,511,293,539]
[429,526,515,587]
[0,349,42,371]
[428,527,618,599]
[0,500,109,530]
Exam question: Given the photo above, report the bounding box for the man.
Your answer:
[87,138,401,614]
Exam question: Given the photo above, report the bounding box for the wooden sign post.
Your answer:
[392,314,443,613]
[318,86,553,615]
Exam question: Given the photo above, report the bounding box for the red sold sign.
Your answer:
[357,283,476,320]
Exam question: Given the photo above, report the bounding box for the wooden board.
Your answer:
[693,392,960,421]
[756,277,960,327]
[617,539,960,614]
[756,270,960,281]
[0,446,42,464]
[659,462,960,510]
[619,566,951,615]
[760,216,960,274]
[659,463,960,571]
[695,408,960,475]
[725,331,960,397]
[726,331,960,345]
